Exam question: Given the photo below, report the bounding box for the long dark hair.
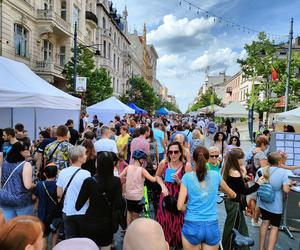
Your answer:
[213,132,226,143]
[223,148,245,182]
[228,136,241,147]
[166,141,183,162]
[96,151,118,191]
[193,146,209,182]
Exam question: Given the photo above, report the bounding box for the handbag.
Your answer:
[0,161,27,207]
[257,168,278,203]
[93,177,127,233]
[48,168,80,221]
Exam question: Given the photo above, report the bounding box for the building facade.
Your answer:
[223,71,242,106]
[0,0,132,95]
[199,71,231,103]
[95,0,130,96]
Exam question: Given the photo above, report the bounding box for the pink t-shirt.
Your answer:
[129,136,150,164]
[125,165,145,201]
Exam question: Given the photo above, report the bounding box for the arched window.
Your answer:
[102,17,106,29]
[14,24,28,57]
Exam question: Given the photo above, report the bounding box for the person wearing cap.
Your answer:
[66,119,79,146]
[120,150,156,225]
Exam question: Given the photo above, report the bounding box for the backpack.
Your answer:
[257,168,278,203]
[208,122,216,134]
[246,154,256,180]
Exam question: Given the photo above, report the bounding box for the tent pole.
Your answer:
[34,108,37,141]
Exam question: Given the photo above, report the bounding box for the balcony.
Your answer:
[37,9,71,36]
[85,11,98,26]
[35,61,64,76]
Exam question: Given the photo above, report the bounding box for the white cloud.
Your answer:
[191,48,239,71]
[157,54,190,78]
[147,15,216,53]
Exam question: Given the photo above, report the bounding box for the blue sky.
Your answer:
[114,0,300,112]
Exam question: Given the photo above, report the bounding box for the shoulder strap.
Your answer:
[47,141,63,163]
[1,161,25,189]
[42,181,57,205]
[61,168,80,202]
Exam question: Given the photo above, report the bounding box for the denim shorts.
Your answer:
[182,220,220,246]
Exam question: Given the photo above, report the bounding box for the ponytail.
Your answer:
[193,146,209,182]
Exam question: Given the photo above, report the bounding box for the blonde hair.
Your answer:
[209,146,220,154]
[192,129,201,139]
[263,152,280,181]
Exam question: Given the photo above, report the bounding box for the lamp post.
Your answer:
[72,21,102,93]
[285,18,293,112]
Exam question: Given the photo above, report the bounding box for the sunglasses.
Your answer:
[210,155,219,158]
[168,150,180,155]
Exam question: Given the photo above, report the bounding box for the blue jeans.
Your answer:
[1,204,34,221]
[182,220,220,246]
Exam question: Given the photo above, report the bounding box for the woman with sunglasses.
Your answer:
[226,135,241,155]
[213,132,227,163]
[156,141,192,249]
[177,146,236,250]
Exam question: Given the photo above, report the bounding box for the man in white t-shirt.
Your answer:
[83,114,89,129]
[94,125,118,154]
[57,146,91,239]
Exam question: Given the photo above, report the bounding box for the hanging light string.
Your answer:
[178,0,288,40]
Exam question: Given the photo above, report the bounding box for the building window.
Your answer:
[43,0,52,10]
[59,46,66,66]
[102,17,106,29]
[118,37,120,48]
[14,24,28,57]
[108,43,111,59]
[117,57,119,71]
[113,77,115,91]
[103,40,106,58]
[113,54,116,69]
[61,1,67,21]
[114,32,116,44]
[117,79,119,93]
[73,5,79,28]
[43,40,53,61]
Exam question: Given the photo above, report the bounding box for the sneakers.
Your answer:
[251,218,262,227]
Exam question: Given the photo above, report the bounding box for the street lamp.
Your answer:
[73,22,102,92]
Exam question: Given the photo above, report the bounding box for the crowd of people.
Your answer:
[0,114,299,250]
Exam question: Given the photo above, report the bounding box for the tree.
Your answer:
[156,99,181,114]
[64,45,113,106]
[187,87,222,112]
[238,32,300,123]
[120,77,157,112]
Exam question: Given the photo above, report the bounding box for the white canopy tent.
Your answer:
[274,107,300,125]
[87,96,135,125]
[215,102,248,118]
[0,56,81,139]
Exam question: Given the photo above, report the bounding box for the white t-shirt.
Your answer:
[83,117,89,128]
[57,166,91,216]
[94,138,118,154]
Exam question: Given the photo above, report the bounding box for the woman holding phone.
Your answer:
[156,141,192,249]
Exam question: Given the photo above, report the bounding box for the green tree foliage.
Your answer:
[120,77,157,112]
[64,45,113,106]
[187,87,222,112]
[239,32,300,121]
[156,99,181,114]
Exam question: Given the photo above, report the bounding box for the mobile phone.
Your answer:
[257,171,262,178]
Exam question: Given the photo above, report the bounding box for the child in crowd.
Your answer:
[33,163,60,247]
[207,146,221,171]
[120,150,156,225]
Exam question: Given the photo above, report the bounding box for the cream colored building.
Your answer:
[0,0,132,95]
[95,0,130,96]
[224,71,242,106]
[0,0,98,89]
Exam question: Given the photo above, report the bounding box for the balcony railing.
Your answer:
[37,9,71,34]
[35,61,64,75]
[85,11,98,25]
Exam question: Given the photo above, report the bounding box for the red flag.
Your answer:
[271,67,277,81]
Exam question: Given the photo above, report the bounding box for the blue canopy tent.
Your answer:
[127,103,147,114]
[156,107,169,116]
